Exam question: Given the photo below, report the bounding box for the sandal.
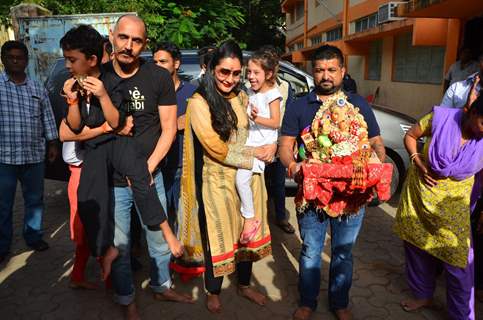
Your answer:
[276,220,295,234]
[240,219,261,244]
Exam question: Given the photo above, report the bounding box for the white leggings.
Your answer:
[236,168,255,219]
[236,158,265,219]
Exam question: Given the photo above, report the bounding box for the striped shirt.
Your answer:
[0,72,58,164]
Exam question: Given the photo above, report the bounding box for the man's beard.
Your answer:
[315,82,341,95]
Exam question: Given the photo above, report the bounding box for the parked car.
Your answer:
[44,50,414,202]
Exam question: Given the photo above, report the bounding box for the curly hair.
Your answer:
[249,48,280,86]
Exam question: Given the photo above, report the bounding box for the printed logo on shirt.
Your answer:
[128,86,145,112]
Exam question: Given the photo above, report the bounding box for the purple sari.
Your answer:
[428,106,483,211]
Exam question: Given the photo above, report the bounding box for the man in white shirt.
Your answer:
[443,47,479,91]
[441,53,482,109]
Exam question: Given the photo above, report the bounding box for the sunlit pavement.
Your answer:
[0,179,481,319]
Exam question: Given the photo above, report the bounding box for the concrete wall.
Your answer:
[347,36,443,119]
[286,12,305,44]
[349,0,366,6]
[308,0,343,30]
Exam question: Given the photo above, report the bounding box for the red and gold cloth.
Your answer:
[295,162,393,217]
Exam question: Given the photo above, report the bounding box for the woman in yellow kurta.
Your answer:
[393,92,483,319]
[173,41,276,313]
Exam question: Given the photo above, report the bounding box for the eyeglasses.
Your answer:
[215,67,242,80]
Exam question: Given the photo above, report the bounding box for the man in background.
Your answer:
[0,41,58,263]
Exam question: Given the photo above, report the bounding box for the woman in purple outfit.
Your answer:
[394,86,483,319]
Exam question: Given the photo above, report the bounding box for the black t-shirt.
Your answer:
[109,59,176,186]
[66,65,126,146]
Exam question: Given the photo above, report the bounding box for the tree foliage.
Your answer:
[1,1,284,50]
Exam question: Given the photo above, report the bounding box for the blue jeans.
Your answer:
[162,166,182,233]
[111,171,171,305]
[0,162,45,255]
[297,207,365,311]
[264,159,287,222]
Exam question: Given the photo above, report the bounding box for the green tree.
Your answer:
[1,0,245,48]
[231,0,285,51]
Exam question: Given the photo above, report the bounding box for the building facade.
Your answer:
[282,0,483,118]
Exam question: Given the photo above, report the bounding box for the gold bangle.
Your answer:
[410,152,421,164]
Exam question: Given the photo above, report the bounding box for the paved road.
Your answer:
[0,179,481,319]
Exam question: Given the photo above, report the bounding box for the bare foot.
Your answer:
[125,302,141,320]
[101,246,119,281]
[238,286,267,306]
[154,288,194,303]
[334,308,353,320]
[293,306,312,320]
[206,294,222,314]
[400,298,432,312]
[69,280,98,290]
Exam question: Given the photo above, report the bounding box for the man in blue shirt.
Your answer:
[0,41,59,263]
[441,53,482,109]
[153,42,197,232]
[279,45,385,320]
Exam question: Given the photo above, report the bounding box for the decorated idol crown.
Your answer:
[298,91,371,164]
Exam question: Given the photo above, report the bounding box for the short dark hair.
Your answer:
[60,25,104,65]
[152,41,181,61]
[1,40,28,58]
[312,44,344,67]
[102,36,112,56]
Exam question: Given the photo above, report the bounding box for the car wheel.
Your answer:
[369,150,404,206]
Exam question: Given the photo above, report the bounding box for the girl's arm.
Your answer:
[251,98,280,129]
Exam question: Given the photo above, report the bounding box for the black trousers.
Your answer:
[77,136,165,257]
[199,202,252,295]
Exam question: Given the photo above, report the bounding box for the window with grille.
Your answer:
[367,39,382,80]
[310,34,323,46]
[354,13,378,33]
[393,33,445,84]
[326,26,342,42]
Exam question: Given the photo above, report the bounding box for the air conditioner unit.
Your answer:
[378,2,406,24]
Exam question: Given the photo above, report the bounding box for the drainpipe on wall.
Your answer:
[303,0,308,69]
[342,0,349,68]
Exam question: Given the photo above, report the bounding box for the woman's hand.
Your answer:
[254,144,277,162]
[465,75,480,111]
[414,156,438,187]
